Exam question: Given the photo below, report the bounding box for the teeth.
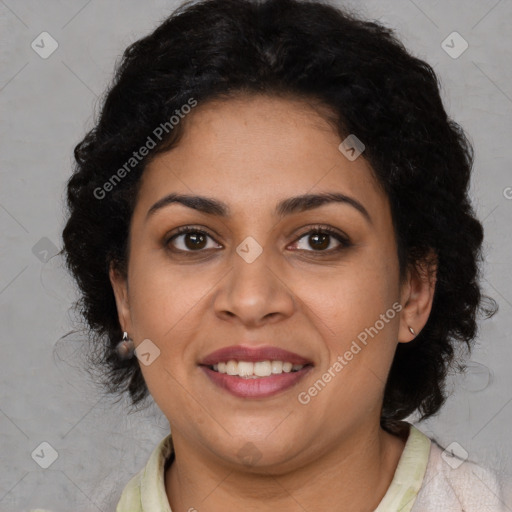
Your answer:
[254,361,272,377]
[226,360,238,375]
[271,361,283,374]
[211,360,306,378]
[238,361,254,377]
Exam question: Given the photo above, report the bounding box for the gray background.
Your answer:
[1,0,511,510]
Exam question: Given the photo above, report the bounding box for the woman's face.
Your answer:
[111,94,427,470]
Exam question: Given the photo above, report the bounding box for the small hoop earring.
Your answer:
[116,331,135,359]
[408,326,416,336]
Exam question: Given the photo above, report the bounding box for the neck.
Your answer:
[165,421,408,512]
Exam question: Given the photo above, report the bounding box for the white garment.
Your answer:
[410,438,508,512]
[375,423,508,511]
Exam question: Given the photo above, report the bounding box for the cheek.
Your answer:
[126,257,220,391]
[126,260,208,413]
[300,276,400,417]
[311,252,398,334]
[303,248,401,391]
[127,251,206,338]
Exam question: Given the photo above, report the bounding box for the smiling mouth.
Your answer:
[205,360,312,378]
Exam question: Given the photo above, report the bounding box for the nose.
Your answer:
[213,246,296,328]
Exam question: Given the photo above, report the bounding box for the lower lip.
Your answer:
[200,366,313,398]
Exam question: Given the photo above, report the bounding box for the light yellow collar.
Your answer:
[116,423,431,511]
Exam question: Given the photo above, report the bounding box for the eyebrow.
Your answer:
[146,192,372,224]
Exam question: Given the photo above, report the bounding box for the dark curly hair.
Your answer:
[60,0,497,424]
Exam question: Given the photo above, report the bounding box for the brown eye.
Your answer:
[166,227,220,252]
[291,226,352,253]
[307,232,330,251]
[182,231,207,250]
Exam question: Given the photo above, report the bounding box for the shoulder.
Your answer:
[116,432,174,512]
[115,467,144,511]
[412,435,507,512]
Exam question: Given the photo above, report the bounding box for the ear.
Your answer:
[109,261,132,334]
[398,249,437,343]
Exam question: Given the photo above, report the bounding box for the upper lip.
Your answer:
[200,345,313,366]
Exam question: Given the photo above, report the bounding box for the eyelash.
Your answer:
[164,224,353,255]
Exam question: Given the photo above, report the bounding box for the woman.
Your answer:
[57,0,507,510]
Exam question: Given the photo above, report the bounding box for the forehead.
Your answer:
[134,94,386,222]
